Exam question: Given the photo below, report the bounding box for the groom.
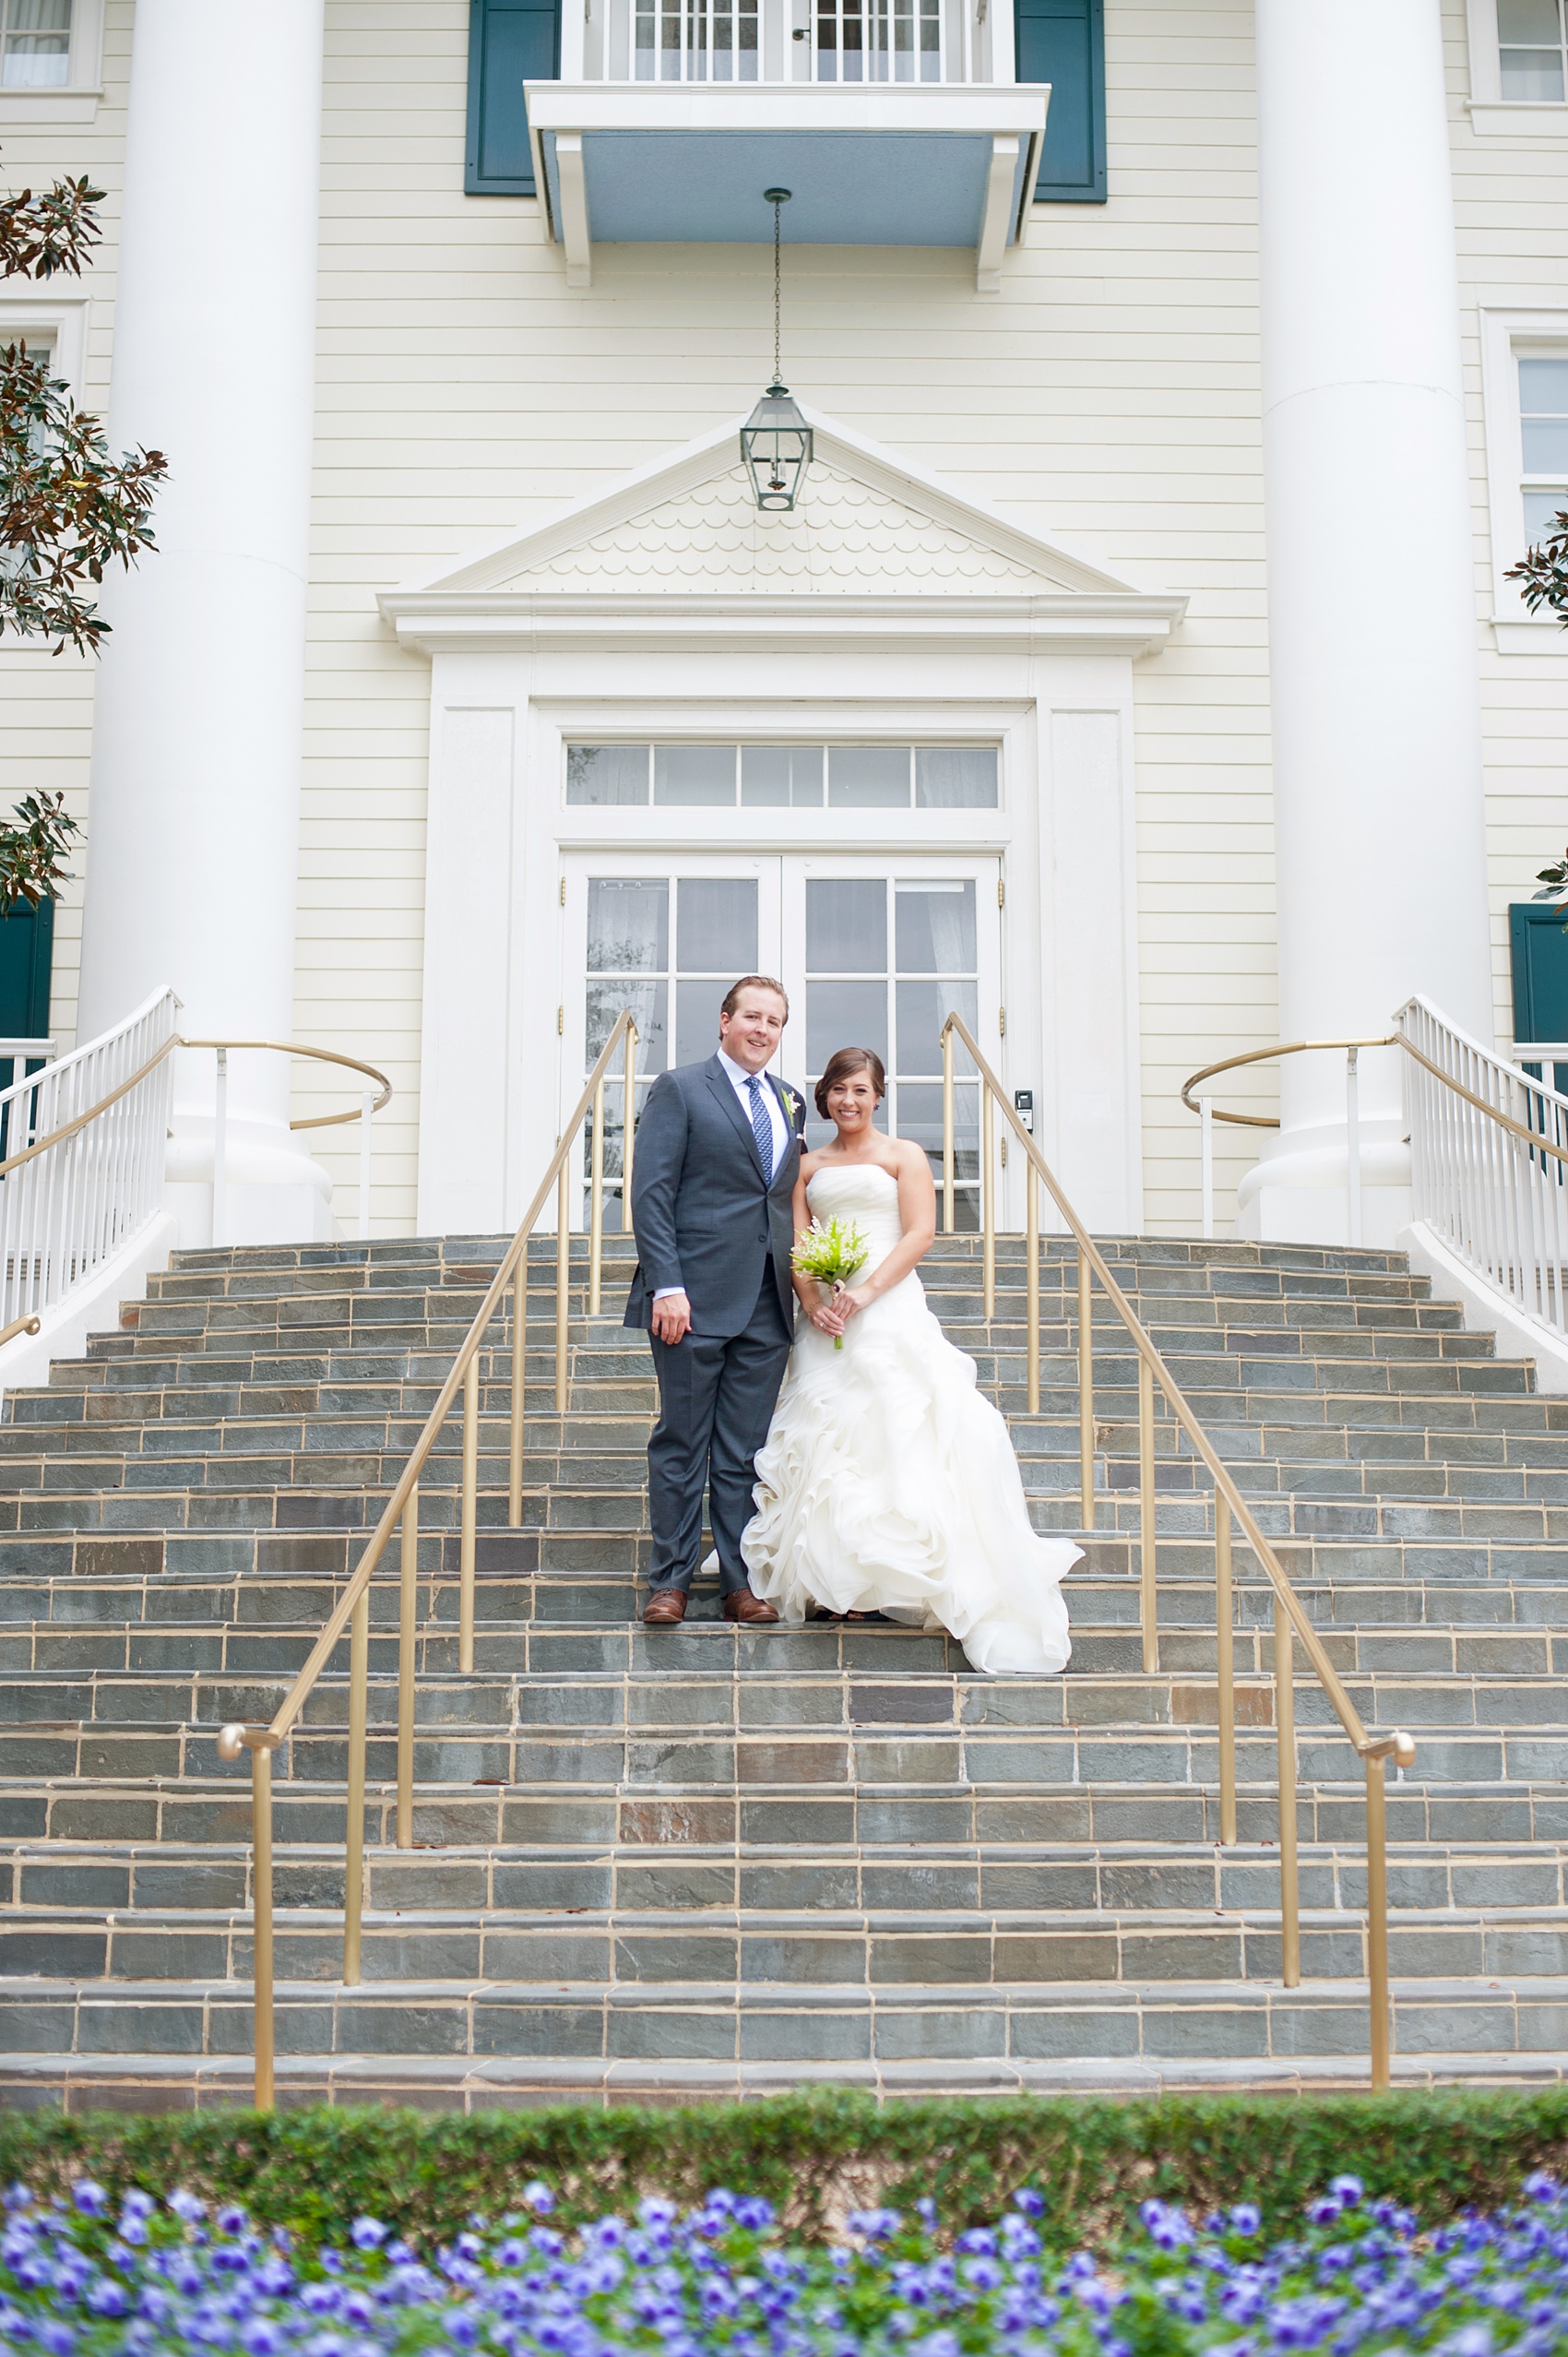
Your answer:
[624,975,806,1625]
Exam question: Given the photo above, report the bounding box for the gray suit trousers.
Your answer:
[647,1260,792,1596]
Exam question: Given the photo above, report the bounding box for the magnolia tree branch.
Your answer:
[0,342,167,655]
[0,790,79,912]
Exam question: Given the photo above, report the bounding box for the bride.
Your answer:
[741,1046,1076,1675]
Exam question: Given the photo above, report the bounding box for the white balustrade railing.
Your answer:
[1399,993,1568,1345]
[0,983,178,1334]
[567,0,1007,87]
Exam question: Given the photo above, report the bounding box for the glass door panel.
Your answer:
[784,857,999,1229]
[564,856,781,1228]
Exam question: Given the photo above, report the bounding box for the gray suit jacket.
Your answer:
[624,1056,805,1339]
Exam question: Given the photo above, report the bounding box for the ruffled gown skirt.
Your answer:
[742,1224,1075,1676]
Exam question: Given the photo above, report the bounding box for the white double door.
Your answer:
[561,850,1001,1222]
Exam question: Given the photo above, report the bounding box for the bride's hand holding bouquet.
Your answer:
[791,1215,870,1347]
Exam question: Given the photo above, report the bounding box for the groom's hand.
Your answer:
[651,1290,693,1343]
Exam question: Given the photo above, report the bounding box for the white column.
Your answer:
[1238,0,1492,1248]
[77,0,330,1245]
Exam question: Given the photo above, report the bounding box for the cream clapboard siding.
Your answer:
[311,0,1274,1235]
[0,0,1558,1239]
[1447,12,1568,1064]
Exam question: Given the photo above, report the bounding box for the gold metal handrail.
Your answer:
[941,1011,1416,2087]
[217,1010,639,2111]
[181,1037,393,1132]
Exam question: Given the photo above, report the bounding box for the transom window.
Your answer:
[1520,354,1568,547]
[2,0,70,89]
[565,742,998,809]
[1500,0,1568,98]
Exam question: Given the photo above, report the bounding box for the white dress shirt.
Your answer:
[653,1051,790,1302]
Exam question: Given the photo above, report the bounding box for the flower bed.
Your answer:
[6,2165,1568,2357]
[6,2092,1568,2253]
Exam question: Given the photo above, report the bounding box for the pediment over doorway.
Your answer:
[379,408,1187,657]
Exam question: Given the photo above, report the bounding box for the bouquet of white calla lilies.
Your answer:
[791,1214,870,1348]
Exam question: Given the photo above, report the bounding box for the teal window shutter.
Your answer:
[467,0,559,197]
[0,898,51,1041]
[1016,0,1105,204]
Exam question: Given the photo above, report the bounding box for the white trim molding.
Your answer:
[1479,304,1568,653]
[1465,0,1568,131]
[0,0,103,125]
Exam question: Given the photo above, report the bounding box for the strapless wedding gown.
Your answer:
[741,1163,1076,1675]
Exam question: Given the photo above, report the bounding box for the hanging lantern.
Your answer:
[741,189,813,512]
[742,379,813,512]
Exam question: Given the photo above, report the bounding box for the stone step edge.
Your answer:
[0,2051,1556,2103]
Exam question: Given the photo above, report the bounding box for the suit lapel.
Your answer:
[705,1056,767,1182]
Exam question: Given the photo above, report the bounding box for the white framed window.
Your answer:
[1466,0,1568,128]
[1499,0,1568,94]
[0,0,100,118]
[1479,307,1568,649]
[2,0,70,89]
[0,291,84,395]
[563,740,1002,810]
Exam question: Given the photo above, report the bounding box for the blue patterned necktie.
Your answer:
[746,1075,775,1183]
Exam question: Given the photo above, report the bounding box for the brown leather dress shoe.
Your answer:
[642,1589,688,1625]
[722,1589,778,1625]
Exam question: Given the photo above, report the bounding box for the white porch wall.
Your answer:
[0,2,1560,1237]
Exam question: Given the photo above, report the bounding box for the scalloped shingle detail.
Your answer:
[495,463,1052,594]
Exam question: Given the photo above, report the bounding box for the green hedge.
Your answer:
[2,2089,1566,2247]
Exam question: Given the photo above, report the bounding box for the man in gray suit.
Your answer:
[624,976,806,1625]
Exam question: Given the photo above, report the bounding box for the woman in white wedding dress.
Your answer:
[741,1047,1076,1676]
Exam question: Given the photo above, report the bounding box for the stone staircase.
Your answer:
[0,1231,1566,2111]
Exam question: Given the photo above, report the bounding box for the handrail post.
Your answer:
[459,1352,478,1674]
[555,1154,571,1414]
[1275,1589,1301,1987]
[1365,1747,1391,2089]
[212,1046,228,1248]
[358,1090,374,1242]
[1346,1046,1362,1248]
[981,1080,995,1321]
[1139,1352,1157,1673]
[1078,1254,1094,1531]
[252,1740,274,2111]
[397,1482,418,1849]
[942,1024,955,1234]
[509,1256,527,1530]
[342,1584,369,1982]
[1216,1501,1235,1846]
[1025,1162,1039,1415]
[1200,1095,1214,1240]
[589,1072,606,1316]
[623,1018,637,1210]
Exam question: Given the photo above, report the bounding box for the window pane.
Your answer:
[915,746,998,808]
[897,1080,978,1157]
[1521,357,1568,411]
[896,979,978,1075]
[588,878,668,972]
[1525,421,1568,473]
[654,744,736,805]
[742,744,824,806]
[568,744,648,805]
[589,980,667,1071]
[676,977,735,1065]
[1501,47,1567,94]
[806,878,886,972]
[1499,0,1561,40]
[896,879,977,974]
[1524,488,1568,540]
[807,979,887,1075]
[676,876,757,973]
[2,0,68,88]
[828,745,910,806]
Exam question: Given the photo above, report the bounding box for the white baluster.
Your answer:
[212,1046,229,1249]
[1345,1046,1361,1249]
[359,1091,374,1243]
[1200,1096,1215,1241]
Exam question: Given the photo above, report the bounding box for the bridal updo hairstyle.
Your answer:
[814,1047,886,1120]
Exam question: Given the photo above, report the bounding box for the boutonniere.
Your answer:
[781,1087,802,1125]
